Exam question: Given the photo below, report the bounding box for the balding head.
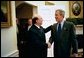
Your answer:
[32,15,43,26]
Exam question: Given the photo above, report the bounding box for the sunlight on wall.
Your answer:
[1,1,17,57]
[38,3,69,57]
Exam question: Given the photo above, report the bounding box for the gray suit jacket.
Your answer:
[49,21,78,57]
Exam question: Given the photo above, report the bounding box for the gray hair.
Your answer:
[55,9,65,17]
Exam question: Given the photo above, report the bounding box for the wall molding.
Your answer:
[2,50,19,57]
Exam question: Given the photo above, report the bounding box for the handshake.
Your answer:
[46,42,52,48]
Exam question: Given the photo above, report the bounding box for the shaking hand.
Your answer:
[47,42,52,48]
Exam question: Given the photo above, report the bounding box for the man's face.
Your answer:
[36,16,43,26]
[55,11,63,23]
[28,19,32,25]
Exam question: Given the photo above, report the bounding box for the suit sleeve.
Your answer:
[49,25,54,44]
[70,22,78,54]
[44,25,52,33]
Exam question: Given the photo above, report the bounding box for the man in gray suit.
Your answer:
[47,9,78,57]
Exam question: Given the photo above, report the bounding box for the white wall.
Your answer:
[1,1,18,57]
[48,1,69,18]
[38,1,69,57]
[38,5,55,57]
[54,1,69,18]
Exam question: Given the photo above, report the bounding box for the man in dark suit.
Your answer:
[17,18,29,57]
[48,9,78,57]
[27,15,51,57]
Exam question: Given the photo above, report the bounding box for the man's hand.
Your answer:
[47,42,52,48]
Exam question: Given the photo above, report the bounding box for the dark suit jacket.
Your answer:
[27,24,51,57]
[17,21,29,57]
[49,21,78,57]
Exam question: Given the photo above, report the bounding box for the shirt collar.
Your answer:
[57,18,65,30]
[61,19,65,25]
[34,24,40,29]
[58,18,65,25]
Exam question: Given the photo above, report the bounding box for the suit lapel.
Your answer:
[53,23,57,32]
[31,25,44,38]
[60,21,67,38]
[52,23,57,39]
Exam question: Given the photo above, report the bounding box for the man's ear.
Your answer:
[36,20,38,23]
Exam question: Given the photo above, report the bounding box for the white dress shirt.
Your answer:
[34,24,40,29]
[28,25,32,31]
[57,18,65,31]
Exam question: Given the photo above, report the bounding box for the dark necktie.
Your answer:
[57,23,61,39]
